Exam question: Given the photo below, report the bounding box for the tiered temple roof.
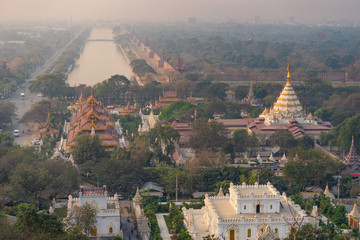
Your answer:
[241,82,262,106]
[66,94,119,152]
[345,136,359,165]
[260,65,306,125]
[155,89,181,108]
[118,101,138,115]
[174,53,187,72]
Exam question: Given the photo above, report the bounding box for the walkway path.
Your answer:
[315,143,340,160]
[156,213,171,240]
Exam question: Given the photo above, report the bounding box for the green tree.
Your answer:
[297,135,315,149]
[65,227,90,240]
[268,129,298,151]
[72,134,107,165]
[16,203,64,239]
[30,73,66,98]
[283,148,344,193]
[0,101,16,127]
[202,83,228,101]
[189,119,228,151]
[324,55,341,70]
[159,100,204,122]
[93,157,144,195]
[204,98,227,117]
[21,99,66,125]
[10,164,50,203]
[199,168,222,191]
[285,223,342,240]
[154,163,191,197]
[41,157,79,199]
[130,59,155,76]
[0,213,21,240]
[117,115,141,136]
[129,134,153,167]
[332,114,360,153]
[147,123,180,160]
[67,203,96,237]
[94,75,130,104]
[233,129,258,152]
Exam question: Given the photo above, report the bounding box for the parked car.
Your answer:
[32,139,41,145]
[118,194,124,200]
[13,129,20,137]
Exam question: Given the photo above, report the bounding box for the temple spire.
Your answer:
[217,185,224,197]
[287,64,291,84]
[345,135,358,164]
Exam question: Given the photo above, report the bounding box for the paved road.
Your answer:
[156,213,171,240]
[3,28,86,146]
[119,200,138,240]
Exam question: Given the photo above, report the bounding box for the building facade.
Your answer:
[67,186,122,238]
[66,94,119,152]
[155,90,181,108]
[183,182,314,240]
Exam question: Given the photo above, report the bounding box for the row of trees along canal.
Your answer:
[0,27,76,98]
[28,27,159,105]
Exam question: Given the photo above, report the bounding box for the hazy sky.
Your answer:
[1,0,360,24]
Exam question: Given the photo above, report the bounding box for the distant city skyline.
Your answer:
[0,0,360,24]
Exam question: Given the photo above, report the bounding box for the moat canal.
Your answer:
[67,28,133,86]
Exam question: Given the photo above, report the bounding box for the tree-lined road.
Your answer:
[5,28,86,146]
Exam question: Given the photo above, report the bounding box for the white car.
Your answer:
[13,129,20,137]
[32,139,41,145]
[37,93,43,97]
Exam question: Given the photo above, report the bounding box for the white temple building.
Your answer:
[183,182,315,240]
[138,108,159,133]
[67,186,122,238]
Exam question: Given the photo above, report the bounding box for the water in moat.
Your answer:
[67,28,133,86]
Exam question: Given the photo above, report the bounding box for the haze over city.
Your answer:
[1,0,360,24]
[3,0,360,238]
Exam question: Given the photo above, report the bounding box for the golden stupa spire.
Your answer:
[287,64,291,84]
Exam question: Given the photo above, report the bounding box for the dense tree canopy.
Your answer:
[159,100,205,122]
[29,73,66,98]
[0,100,16,127]
[21,99,67,125]
[72,134,107,165]
[94,74,130,104]
[283,148,344,193]
[189,119,228,151]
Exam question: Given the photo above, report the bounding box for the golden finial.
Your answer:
[287,64,290,84]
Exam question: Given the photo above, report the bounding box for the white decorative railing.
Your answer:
[219,216,304,223]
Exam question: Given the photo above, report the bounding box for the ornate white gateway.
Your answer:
[67,186,122,238]
[183,182,315,240]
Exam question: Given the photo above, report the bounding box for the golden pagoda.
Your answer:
[66,93,119,152]
[272,65,303,116]
[260,65,305,125]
